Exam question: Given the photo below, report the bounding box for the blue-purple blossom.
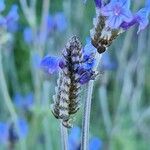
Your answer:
[47,15,55,32]
[146,0,150,9]
[121,7,150,33]
[14,93,34,111]
[23,27,33,44]
[0,119,28,144]
[100,52,117,70]
[47,12,67,32]
[94,0,103,8]
[16,119,28,138]
[6,4,19,32]
[77,67,95,84]
[68,126,102,150]
[76,38,97,85]
[89,137,102,150]
[101,0,132,29]
[0,0,5,12]
[54,12,67,32]
[83,38,96,70]
[0,123,9,144]
[40,56,60,74]
[68,126,80,150]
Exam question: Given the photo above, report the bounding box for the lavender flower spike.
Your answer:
[51,36,83,128]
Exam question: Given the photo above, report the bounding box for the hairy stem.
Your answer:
[60,123,68,150]
[81,53,102,150]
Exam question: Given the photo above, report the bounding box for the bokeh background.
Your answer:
[0,0,150,150]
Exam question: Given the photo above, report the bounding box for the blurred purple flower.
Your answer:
[68,126,102,150]
[101,0,132,29]
[54,12,67,32]
[47,15,55,32]
[146,0,150,9]
[40,55,60,74]
[69,126,80,150]
[94,0,103,8]
[16,119,28,138]
[23,27,33,44]
[76,38,97,85]
[0,119,28,144]
[14,93,33,111]
[101,52,117,70]
[47,12,67,32]
[121,7,150,33]
[9,119,28,144]
[0,0,5,12]
[0,122,9,144]
[89,137,102,150]
[83,38,96,70]
[6,4,19,32]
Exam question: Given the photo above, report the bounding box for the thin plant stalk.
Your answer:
[99,85,112,136]
[0,49,26,150]
[60,123,68,150]
[81,53,102,150]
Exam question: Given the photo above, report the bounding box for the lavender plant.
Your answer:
[1,0,150,150]
[41,0,150,149]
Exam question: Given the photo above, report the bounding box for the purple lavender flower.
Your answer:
[54,12,67,32]
[68,126,102,150]
[101,0,132,29]
[94,0,103,8]
[6,4,19,32]
[40,55,60,74]
[89,137,102,150]
[16,119,28,138]
[8,119,28,144]
[83,38,96,70]
[0,0,5,12]
[100,52,117,70]
[121,7,150,33]
[0,123,9,144]
[23,27,33,44]
[47,15,55,32]
[68,126,80,150]
[14,93,34,111]
[146,0,150,9]
[0,119,28,145]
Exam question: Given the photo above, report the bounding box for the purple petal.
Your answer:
[136,8,149,33]
[100,3,114,16]
[94,0,103,8]
[106,15,123,29]
[121,8,133,22]
[40,56,60,74]
[89,137,102,150]
[119,0,131,9]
